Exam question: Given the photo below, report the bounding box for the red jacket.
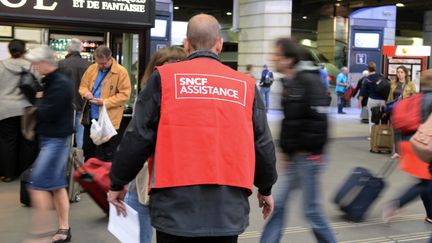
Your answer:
[149,58,256,192]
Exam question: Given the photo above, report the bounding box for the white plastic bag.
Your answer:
[90,103,117,145]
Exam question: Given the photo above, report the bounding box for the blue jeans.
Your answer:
[75,111,84,149]
[337,92,345,113]
[260,154,336,243]
[260,87,271,111]
[125,192,153,243]
[397,179,432,218]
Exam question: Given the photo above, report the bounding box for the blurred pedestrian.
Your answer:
[109,14,277,243]
[358,62,387,134]
[244,64,256,79]
[353,70,369,123]
[383,69,432,225]
[58,38,91,149]
[335,67,349,114]
[0,39,35,182]
[319,63,330,95]
[79,45,131,161]
[24,46,74,243]
[259,64,274,111]
[260,38,336,243]
[125,46,186,243]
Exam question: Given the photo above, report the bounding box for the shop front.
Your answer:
[0,0,156,109]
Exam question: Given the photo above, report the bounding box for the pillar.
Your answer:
[238,0,292,110]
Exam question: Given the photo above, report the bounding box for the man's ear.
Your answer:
[214,37,224,54]
[183,38,192,54]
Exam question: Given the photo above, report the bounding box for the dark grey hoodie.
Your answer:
[0,58,32,120]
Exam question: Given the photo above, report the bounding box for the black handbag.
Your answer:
[81,70,110,126]
[19,68,43,103]
[81,101,91,126]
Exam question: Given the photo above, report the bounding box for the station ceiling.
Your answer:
[172,0,432,37]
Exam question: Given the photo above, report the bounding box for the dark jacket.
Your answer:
[279,61,329,155]
[353,76,369,107]
[58,52,91,111]
[359,73,386,100]
[36,69,74,137]
[110,51,277,237]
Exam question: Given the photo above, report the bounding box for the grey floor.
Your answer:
[1,106,431,243]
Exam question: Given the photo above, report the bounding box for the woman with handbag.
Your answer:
[0,39,38,182]
[23,46,74,243]
[383,69,432,227]
[387,66,417,159]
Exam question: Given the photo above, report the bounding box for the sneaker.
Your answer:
[425,217,432,224]
[390,153,400,160]
[382,201,400,223]
[338,112,347,114]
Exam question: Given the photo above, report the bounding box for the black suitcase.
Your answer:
[20,168,32,206]
[333,160,396,221]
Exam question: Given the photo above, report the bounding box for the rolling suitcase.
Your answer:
[20,168,32,206]
[73,158,111,214]
[67,110,83,202]
[370,124,393,153]
[333,159,396,221]
[67,148,83,202]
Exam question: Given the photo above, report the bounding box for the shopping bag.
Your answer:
[90,103,117,145]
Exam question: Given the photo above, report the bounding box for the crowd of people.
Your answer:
[1,12,432,243]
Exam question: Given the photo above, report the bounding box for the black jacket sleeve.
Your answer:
[37,78,72,123]
[252,86,277,196]
[109,71,161,190]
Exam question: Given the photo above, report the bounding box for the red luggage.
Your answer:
[73,158,111,214]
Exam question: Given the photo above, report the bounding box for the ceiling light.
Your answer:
[302,16,308,19]
[337,0,342,1]
[226,12,232,16]
[395,3,405,7]
[174,6,180,10]
[335,3,341,6]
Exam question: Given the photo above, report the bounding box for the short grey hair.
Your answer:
[25,45,57,66]
[68,38,82,53]
[94,45,112,59]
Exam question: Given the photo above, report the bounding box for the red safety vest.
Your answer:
[148,58,256,192]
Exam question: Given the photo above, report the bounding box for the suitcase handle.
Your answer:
[376,159,398,179]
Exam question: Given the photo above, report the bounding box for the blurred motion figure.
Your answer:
[260,38,336,243]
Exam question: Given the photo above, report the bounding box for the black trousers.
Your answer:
[83,125,119,162]
[0,116,38,178]
[156,231,238,243]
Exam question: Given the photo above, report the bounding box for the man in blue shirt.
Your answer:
[335,67,349,114]
[319,64,330,95]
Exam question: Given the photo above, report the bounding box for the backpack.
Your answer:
[410,114,432,163]
[375,77,391,99]
[263,71,274,85]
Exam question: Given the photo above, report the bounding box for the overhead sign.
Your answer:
[383,46,431,57]
[0,0,155,29]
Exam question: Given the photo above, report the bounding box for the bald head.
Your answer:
[185,14,222,52]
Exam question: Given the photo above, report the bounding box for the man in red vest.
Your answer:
[108,14,277,243]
